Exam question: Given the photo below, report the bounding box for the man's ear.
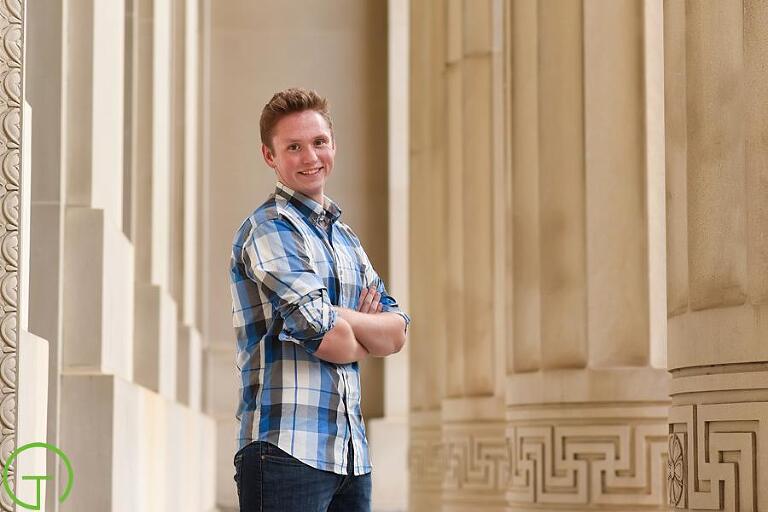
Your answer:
[261,143,276,168]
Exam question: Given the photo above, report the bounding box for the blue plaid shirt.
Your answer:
[230,181,410,475]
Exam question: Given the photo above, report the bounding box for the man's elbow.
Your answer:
[314,318,360,364]
[389,315,407,354]
[373,330,405,357]
[392,331,406,354]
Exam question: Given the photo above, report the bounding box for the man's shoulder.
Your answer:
[233,194,306,245]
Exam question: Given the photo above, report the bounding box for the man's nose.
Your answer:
[302,146,319,163]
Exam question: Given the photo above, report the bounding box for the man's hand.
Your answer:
[356,287,384,314]
[336,303,406,358]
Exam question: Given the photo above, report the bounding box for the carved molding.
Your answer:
[409,426,445,492]
[0,1,22,510]
[668,432,686,508]
[508,421,668,507]
[411,414,671,509]
[669,403,768,512]
[443,425,510,495]
[410,423,510,509]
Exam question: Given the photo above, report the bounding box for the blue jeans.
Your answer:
[233,441,372,512]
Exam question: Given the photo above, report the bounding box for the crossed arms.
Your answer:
[315,287,408,364]
[243,217,409,366]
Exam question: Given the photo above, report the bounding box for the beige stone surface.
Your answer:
[408,2,448,511]
[410,1,509,510]
[63,208,135,381]
[177,324,202,410]
[410,1,672,510]
[20,0,217,509]
[59,374,216,512]
[16,331,50,510]
[134,284,178,399]
[664,2,768,510]
[368,416,408,510]
[65,0,126,231]
[584,0,649,368]
[214,417,239,509]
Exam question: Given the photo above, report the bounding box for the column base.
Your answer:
[369,415,408,511]
[59,374,216,511]
[409,412,443,512]
[507,403,668,509]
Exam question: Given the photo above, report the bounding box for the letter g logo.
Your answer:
[2,442,73,510]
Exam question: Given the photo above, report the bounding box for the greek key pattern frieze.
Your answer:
[443,431,510,493]
[409,427,446,492]
[0,1,22,510]
[669,403,768,511]
[508,422,668,506]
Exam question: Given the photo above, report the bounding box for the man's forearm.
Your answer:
[335,307,406,357]
[314,317,369,364]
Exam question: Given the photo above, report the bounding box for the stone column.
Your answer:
[408,0,448,510]
[54,1,216,509]
[26,0,66,507]
[62,0,134,383]
[368,0,410,509]
[506,0,669,509]
[442,0,509,510]
[132,0,178,400]
[409,1,509,510]
[664,1,768,509]
[170,0,202,411]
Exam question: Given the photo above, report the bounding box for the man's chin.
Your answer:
[295,184,324,200]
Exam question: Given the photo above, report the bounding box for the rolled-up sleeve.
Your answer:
[242,217,336,354]
[369,271,411,334]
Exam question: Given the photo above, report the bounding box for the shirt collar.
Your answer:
[274,181,342,226]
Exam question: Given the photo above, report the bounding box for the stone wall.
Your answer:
[21,0,216,510]
[408,0,680,510]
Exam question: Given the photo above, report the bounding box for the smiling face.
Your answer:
[262,110,336,204]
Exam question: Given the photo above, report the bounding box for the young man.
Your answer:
[229,88,410,512]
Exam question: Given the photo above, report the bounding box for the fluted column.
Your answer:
[132,0,178,399]
[368,0,410,509]
[170,0,202,411]
[408,0,448,510]
[443,0,509,510]
[664,1,768,509]
[409,1,509,510]
[506,1,669,509]
[62,0,134,382]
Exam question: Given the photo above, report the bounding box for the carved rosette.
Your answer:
[667,432,686,508]
[0,0,22,510]
[669,403,768,511]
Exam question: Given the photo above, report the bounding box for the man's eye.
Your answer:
[288,144,299,151]
[314,139,327,146]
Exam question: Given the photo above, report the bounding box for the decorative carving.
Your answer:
[443,430,510,493]
[0,0,23,509]
[409,427,446,492]
[668,432,686,508]
[508,422,668,506]
[669,403,768,512]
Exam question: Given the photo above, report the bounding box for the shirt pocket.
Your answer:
[337,261,368,309]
